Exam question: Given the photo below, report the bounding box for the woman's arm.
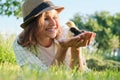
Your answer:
[51,33,88,66]
[51,31,96,68]
[69,47,80,70]
[51,45,68,65]
[70,47,84,71]
[51,35,85,66]
[70,32,96,71]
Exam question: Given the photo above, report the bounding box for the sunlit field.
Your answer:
[0,34,120,80]
[0,62,120,80]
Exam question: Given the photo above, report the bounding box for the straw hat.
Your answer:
[21,0,64,28]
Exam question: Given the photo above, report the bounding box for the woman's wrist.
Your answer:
[55,45,68,59]
[70,47,80,69]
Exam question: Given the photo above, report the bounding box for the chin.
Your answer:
[47,33,56,38]
[48,31,58,38]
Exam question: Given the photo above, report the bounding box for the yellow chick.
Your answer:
[66,21,84,36]
[66,21,79,30]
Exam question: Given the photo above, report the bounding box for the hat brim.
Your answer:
[21,6,64,28]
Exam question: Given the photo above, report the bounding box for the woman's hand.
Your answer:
[59,31,96,48]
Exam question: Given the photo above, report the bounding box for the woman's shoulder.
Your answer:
[13,36,31,55]
[13,36,20,48]
[13,36,23,50]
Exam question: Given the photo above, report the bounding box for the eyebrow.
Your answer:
[45,11,58,17]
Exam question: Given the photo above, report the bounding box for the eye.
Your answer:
[44,17,49,21]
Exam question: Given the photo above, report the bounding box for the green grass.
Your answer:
[0,34,16,64]
[0,63,120,80]
[0,33,120,80]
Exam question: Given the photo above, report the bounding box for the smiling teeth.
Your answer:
[47,28,55,32]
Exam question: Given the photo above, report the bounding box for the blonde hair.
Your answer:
[18,12,62,47]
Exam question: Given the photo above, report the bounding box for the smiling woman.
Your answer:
[13,0,96,72]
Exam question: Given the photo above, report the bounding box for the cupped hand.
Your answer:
[80,31,96,45]
[59,31,96,48]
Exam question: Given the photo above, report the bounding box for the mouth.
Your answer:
[46,28,57,33]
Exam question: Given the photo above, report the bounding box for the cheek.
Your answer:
[44,20,49,26]
[55,20,59,27]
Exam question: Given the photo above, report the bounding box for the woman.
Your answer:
[13,0,95,71]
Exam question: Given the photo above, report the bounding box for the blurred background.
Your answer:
[0,0,120,72]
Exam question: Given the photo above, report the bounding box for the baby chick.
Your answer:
[66,21,84,36]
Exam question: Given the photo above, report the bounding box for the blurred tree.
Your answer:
[92,12,119,51]
[0,0,23,17]
[112,13,120,36]
[70,11,120,51]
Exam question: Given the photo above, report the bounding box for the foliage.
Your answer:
[0,33,16,64]
[70,11,120,51]
[87,57,120,71]
[0,0,23,17]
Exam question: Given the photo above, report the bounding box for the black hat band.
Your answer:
[24,1,54,22]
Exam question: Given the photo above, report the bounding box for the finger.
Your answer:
[87,32,96,45]
[85,40,89,46]
[79,32,91,45]
[92,32,96,38]
[87,33,93,45]
[76,38,88,47]
[73,38,82,47]
[77,33,90,47]
[83,39,89,46]
[76,39,84,47]
[68,36,81,47]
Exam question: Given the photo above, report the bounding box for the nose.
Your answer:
[49,18,56,26]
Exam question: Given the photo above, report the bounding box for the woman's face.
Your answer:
[38,9,60,39]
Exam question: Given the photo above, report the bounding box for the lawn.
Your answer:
[0,62,120,80]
